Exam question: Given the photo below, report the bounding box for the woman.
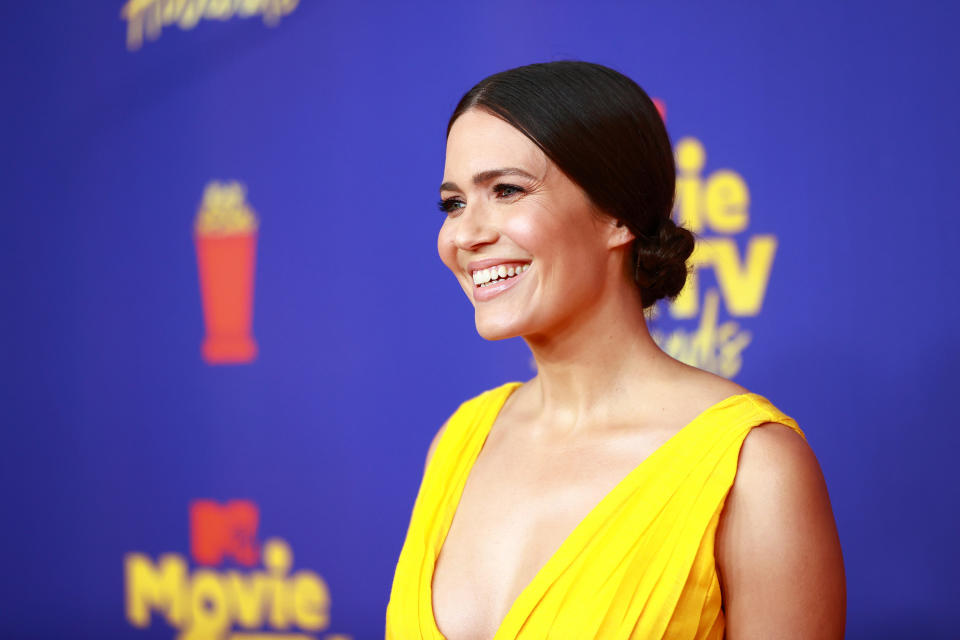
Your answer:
[387,61,845,639]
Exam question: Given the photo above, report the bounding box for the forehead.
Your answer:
[444,108,549,179]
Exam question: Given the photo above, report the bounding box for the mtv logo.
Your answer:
[189,499,260,566]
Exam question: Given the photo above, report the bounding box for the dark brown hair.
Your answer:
[447,60,694,308]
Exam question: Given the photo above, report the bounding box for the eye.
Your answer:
[437,197,465,216]
[494,183,524,198]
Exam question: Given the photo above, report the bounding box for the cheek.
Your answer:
[437,220,458,272]
[498,213,542,254]
[516,215,605,287]
[506,212,579,263]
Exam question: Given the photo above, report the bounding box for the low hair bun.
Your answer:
[633,217,695,308]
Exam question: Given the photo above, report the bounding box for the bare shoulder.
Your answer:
[715,421,847,639]
[675,364,750,409]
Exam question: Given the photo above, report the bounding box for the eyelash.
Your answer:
[437,183,525,215]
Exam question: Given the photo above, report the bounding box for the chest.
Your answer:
[430,425,674,640]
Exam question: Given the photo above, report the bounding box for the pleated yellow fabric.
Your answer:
[386,381,806,639]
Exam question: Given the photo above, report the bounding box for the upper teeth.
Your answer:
[472,263,530,285]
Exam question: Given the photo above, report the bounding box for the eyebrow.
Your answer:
[439,167,538,193]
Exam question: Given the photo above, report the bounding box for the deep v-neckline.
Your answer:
[428,383,752,639]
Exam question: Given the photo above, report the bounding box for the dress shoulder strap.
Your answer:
[426,381,522,482]
[737,393,806,441]
[407,382,521,546]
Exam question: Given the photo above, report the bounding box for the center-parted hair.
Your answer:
[447,60,695,309]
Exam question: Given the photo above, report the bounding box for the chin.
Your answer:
[473,314,527,341]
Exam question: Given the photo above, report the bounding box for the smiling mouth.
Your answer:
[472,262,531,287]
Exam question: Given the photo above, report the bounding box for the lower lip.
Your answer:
[473,266,530,302]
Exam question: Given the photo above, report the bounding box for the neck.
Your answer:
[522,278,679,429]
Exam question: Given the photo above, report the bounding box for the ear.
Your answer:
[606,219,636,250]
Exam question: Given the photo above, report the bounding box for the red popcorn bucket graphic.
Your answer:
[194,181,259,364]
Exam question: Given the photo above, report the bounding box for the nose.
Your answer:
[453,202,499,251]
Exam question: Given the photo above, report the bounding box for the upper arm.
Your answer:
[424,418,451,475]
[716,423,847,639]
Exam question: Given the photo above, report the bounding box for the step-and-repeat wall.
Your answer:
[3,2,957,638]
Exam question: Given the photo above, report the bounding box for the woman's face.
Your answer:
[438,108,627,341]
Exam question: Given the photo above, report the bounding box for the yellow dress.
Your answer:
[386,381,806,639]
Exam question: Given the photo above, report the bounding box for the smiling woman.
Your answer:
[386,61,845,640]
